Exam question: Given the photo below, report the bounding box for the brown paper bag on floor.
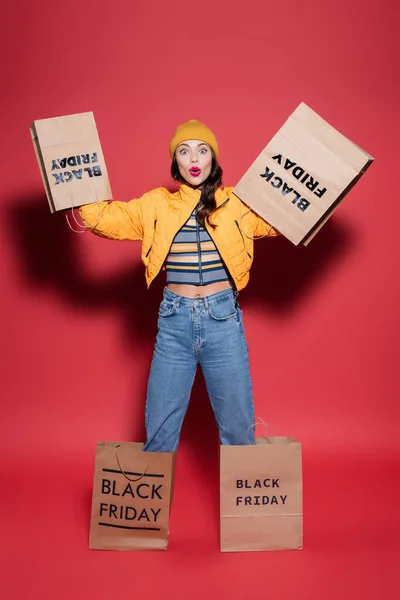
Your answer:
[30,111,112,213]
[89,441,175,551]
[220,437,303,552]
[233,102,374,245]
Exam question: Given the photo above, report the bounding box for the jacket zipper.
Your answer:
[197,199,229,285]
[205,223,235,288]
[195,204,204,285]
[235,220,252,259]
[145,220,157,257]
[213,197,229,213]
[147,198,231,288]
[147,205,197,287]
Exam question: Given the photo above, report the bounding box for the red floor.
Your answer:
[2,443,398,599]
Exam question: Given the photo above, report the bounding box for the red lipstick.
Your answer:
[189,167,201,177]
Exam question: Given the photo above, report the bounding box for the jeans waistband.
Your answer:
[163,286,237,308]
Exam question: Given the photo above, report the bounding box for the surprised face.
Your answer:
[175,139,212,187]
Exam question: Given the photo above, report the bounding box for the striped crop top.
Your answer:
[165,205,230,286]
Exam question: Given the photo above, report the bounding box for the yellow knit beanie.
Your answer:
[169,119,219,158]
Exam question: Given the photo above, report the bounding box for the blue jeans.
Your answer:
[142,287,255,451]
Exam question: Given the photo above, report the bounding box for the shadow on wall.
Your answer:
[8,192,356,514]
[9,192,356,321]
[9,193,164,347]
[242,218,355,311]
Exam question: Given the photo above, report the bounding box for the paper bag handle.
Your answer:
[246,415,273,445]
[65,202,103,234]
[239,210,274,240]
[115,444,149,482]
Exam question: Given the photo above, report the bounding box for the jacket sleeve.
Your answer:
[78,190,158,241]
[247,210,281,238]
[227,187,280,238]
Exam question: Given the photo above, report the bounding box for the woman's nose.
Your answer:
[190,154,198,163]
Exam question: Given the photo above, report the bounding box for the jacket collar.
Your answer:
[179,183,228,207]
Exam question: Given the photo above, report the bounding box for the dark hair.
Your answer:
[171,151,223,229]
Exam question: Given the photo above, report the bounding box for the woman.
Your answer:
[79,119,279,452]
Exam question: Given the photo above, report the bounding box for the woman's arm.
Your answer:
[79,198,145,241]
[248,211,280,238]
[78,188,166,241]
[226,187,280,238]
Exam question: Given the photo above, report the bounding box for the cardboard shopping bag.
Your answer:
[233,102,374,245]
[220,437,303,552]
[30,111,112,213]
[89,441,175,551]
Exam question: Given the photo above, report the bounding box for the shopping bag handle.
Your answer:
[65,202,104,234]
[115,444,149,482]
[238,210,274,240]
[246,416,273,445]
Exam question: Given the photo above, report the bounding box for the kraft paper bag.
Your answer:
[220,437,303,552]
[89,441,175,551]
[233,102,374,245]
[30,111,112,213]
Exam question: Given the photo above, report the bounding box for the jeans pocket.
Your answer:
[158,300,176,318]
[208,297,237,321]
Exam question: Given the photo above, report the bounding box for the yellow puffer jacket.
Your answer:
[79,184,279,291]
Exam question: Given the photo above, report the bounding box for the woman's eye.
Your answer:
[180,149,188,155]
[199,148,207,154]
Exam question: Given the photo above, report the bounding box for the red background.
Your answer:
[1,0,399,598]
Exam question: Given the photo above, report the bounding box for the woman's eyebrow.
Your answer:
[178,142,208,148]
